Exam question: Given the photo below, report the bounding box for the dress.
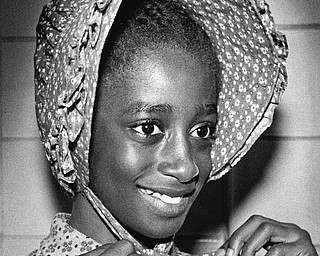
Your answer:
[29,213,215,256]
[29,213,100,256]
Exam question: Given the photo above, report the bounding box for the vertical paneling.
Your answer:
[0,31,4,256]
[2,140,70,236]
[1,0,48,38]
[0,0,4,253]
[267,0,320,25]
[1,41,39,138]
[0,0,71,255]
[264,30,320,137]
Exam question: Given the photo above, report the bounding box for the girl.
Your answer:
[32,0,317,255]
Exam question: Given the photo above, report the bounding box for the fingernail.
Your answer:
[215,248,226,256]
[226,248,234,256]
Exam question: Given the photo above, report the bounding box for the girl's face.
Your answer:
[90,48,217,243]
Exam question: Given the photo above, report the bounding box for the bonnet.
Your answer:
[34,0,287,253]
[35,0,288,195]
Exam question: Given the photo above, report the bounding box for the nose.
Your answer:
[157,133,199,183]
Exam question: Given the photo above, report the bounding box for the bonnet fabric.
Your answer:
[35,0,288,254]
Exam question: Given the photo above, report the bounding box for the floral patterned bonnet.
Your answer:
[35,0,288,254]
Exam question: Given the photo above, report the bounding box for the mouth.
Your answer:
[137,185,196,218]
[139,188,183,204]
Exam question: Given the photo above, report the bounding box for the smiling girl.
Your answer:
[31,0,317,255]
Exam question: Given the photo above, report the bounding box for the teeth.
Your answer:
[141,189,183,204]
[160,194,182,204]
[144,189,154,195]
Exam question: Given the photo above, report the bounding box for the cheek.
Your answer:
[124,145,145,171]
[194,144,212,182]
[90,139,150,205]
[102,140,156,182]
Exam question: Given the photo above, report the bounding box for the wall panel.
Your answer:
[1,41,39,138]
[268,0,320,25]
[265,30,320,137]
[1,0,48,37]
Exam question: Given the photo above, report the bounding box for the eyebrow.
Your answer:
[121,101,217,118]
[121,101,174,116]
[195,103,217,117]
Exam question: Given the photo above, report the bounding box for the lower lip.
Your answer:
[138,189,191,218]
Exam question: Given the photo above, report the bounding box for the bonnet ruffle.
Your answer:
[35,0,288,196]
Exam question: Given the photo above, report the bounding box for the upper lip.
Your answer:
[137,184,196,198]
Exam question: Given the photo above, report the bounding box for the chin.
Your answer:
[125,215,187,248]
[142,216,186,239]
[147,228,178,239]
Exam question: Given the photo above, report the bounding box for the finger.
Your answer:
[242,221,315,256]
[216,240,229,251]
[214,248,226,256]
[226,215,291,255]
[226,215,269,255]
[265,241,309,256]
[226,215,317,256]
[267,238,319,256]
[240,221,288,256]
[245,222,314,256]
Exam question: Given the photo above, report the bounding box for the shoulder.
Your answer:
[28,213,100,256]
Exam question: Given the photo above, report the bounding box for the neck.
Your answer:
[126,227,174,249]
[69,192,118,245]
[69,190,175,252]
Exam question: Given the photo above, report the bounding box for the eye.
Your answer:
[132,122,163,137]
[190,123,215,139]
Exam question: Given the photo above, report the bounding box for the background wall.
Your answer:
[0,0,319,255]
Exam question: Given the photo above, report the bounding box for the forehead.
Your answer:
[103,48,217,108]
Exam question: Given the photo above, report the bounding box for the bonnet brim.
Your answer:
[35,0,288,195]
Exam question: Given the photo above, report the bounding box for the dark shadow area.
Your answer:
[176,177,228,253]
[230,109,282,209]
[229,136,279,208]
[44,161,73,214]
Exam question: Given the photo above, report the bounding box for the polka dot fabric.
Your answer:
[176,0,288,180]
[29,213,212,255]
[35,0,123,195]
[35,0,288,195]
[28,213,101,256]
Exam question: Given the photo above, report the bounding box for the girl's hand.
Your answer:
[80,240,139,256]
[215,215,318,256]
